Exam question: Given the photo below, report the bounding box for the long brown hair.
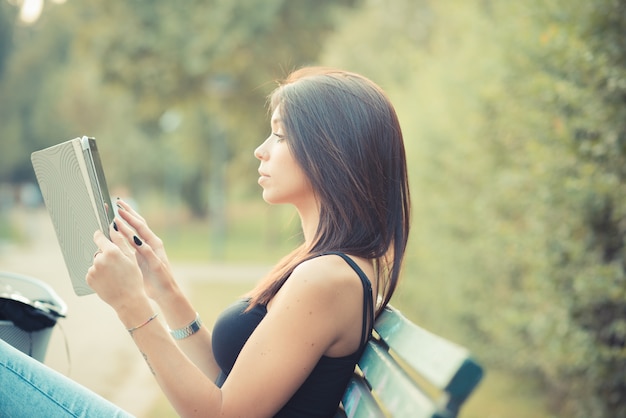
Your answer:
[247,67,410,315]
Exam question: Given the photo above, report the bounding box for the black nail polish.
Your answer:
[113,221,118,231]
[133,235,143,246]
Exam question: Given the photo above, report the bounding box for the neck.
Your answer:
[296,201,320,248]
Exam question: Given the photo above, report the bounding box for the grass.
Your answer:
[462,368,551,418]
[0,210,27,245]
[146,200,301,263]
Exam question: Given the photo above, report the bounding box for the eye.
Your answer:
[272,132,285,142]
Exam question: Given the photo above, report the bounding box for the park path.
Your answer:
[0,208,268,417]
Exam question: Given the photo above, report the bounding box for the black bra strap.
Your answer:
[320,251,374,346]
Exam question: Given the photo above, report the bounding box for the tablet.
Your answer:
[31,136,114,296]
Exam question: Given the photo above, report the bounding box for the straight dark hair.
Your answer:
[247,67,410,315]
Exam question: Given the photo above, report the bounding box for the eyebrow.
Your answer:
[271,117,282,129]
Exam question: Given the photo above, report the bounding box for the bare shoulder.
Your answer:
[275,253,374,308]
[268,253,375,356]
[296,253,371,286]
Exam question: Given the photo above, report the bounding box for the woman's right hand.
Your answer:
[113,198,177,302]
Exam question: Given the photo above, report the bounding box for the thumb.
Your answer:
[93,229,116,251]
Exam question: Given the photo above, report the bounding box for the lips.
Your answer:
[258,169,270,185]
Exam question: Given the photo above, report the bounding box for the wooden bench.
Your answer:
[337,305,484,418]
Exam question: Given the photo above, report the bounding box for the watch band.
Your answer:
[169,312,203,340]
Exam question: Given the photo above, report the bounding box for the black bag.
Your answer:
[0,297,63,332]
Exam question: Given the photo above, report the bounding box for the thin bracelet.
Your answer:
[169,312,203,340]
[127,312,159,336]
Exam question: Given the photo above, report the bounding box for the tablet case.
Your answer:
[31,137,114,296]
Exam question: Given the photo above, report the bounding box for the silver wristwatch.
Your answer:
[169,312,203,340]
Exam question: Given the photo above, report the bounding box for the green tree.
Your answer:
[467,2,626,415]
[66,0,358,217]
[0,1,14,78]
[0,0,357,217]
[323,0,626,416]
[0,2,76,183]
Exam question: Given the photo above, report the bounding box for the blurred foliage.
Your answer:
[0,1,13,78]
[0,0,356,213]
[1,0,625,416]
[321,0,626,416]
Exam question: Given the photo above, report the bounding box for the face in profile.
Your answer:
[254,106,315,210]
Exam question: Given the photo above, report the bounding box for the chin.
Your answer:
[261,191,277,204]
[262,192,288,206]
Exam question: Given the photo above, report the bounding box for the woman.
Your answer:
[0,67,410,417]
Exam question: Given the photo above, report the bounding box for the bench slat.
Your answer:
[339,375,385,418]
[374,307,483,409]
[358,340,447,418]
[337,305,484,417]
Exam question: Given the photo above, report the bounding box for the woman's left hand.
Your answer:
[112,199,177,303]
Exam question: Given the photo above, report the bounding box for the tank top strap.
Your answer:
[319,251,374,346]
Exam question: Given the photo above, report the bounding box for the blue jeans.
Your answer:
[0,339,134,417]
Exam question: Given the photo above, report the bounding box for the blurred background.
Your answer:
[1,0,625,417]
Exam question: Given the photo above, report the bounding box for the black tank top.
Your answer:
[211,252,374,417]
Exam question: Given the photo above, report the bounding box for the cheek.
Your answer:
[264,164,313,204]
[285,159,310,188]
[290,170,315,200]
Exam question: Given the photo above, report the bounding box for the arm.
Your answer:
[88,227,358,417]
[112,199,221,380]
[88,226,226,416]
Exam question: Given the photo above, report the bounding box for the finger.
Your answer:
[108,218,138,255]
[94,229,118,252]
[116,198,146,223]
[116,202,161,247]
[131,234,161,268]
[110,217,151,265]
[93,226,131,260]
[111,215,135,243]
[131,235,151,262]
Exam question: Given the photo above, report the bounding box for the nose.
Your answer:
[254,138,269,161]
